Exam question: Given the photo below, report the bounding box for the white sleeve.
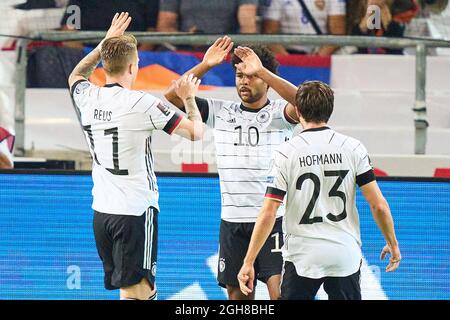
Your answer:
[354,143,376,187]
[265,148,288,202]
[328,0,346,16]
[134,93,183,134]
[262,0,282,21]
[70,80,93,109]
[274,99,297,130]
[204,98,229,129]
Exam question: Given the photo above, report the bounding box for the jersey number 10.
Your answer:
[83,126,129,176]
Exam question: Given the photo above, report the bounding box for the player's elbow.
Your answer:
[370,198,390,217]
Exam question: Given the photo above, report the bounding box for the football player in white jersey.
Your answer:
[238,81,401,300]
[165,40,300,300]
[68,13,204,300]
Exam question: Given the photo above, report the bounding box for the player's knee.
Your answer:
[120,278,156,300]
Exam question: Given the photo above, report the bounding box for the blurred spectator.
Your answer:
[14,0,68,9]
[261,0,346,56]
[350,0,419,55]
[157,0,258,34]
[60,0,159,50]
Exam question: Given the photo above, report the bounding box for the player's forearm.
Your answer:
[164,62,211,108]
[0,152,13,169]
[244,210,276,264]
[69,46,101,85]
[256,68,297,106]
[371,200,398,248]
[183,96,204,140]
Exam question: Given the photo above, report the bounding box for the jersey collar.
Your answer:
[240,100,270,113]
[301,126,330,133]
[104,83,123,88]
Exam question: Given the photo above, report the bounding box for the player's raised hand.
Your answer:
[105,12,132,40]
[173,74,201,102]
[234,46,264,77]
[203,36,234,68]
[237,263,255,296]
[380,243,401,272]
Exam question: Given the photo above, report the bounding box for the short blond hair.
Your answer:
[100,34,138,76]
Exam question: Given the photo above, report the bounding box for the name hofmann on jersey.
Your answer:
[299,153,343,168]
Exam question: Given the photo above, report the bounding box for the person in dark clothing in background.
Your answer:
[60,0,159,50]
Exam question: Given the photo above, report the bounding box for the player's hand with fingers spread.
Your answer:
[105,12,132,40]
[380,243,401,272]
[237,263,255,296]
[203,36,234,68]
[233,46,264,77]
[173,74,201,102]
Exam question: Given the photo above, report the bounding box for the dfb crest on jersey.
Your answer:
[219,258,226,273]
[256,110,271,124]
[157,103,171,116]
[151,262,157,277]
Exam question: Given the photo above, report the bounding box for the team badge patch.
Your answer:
[219,258,226,273]
[75,82,89,94]
[151,262,157,277]
[157,103,171,116]
[256,110,271,124]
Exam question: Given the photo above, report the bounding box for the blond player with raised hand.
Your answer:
[238,81,401,300]
[68,12,204,300]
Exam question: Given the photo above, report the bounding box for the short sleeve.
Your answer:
[355,143,376,187]
[134,93,183,135]
[262,0,282,21]
[159,0,180,13]
[273,99,297,130]
[204,98,230,129]
[70,80,93,111]
[328,0,346,16]
[265,149,288,202]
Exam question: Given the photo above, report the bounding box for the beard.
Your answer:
[237,89,264,104]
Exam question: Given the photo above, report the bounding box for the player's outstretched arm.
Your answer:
[164,36,234,108]
[360,181,401,272]
[171,74,204,141]
[238,199,281,296]
[234,46,299,123]
[68,12,132,89]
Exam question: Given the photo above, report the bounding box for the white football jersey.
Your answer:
[71,80,183,216]
[265,127,375,278]
[263,0,346,53]
[195,97,297,223]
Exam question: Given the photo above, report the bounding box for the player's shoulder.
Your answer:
[274,139,298,160]
[333,130,368,157]
[71,79,95,97]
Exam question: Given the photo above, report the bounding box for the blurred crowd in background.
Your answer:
[0,0,449,55]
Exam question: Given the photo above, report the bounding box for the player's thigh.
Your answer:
[218,220,253,289]
[280,261,323,300]
[323,269,361,300]
[110,207,158,291]
[254,217,284,282]
[93,211,115,288]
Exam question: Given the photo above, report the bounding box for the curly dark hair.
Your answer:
[231,44,279,75]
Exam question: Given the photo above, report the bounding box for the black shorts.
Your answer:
[93,207,158,290]
[218,217,284,288]
[280,261,361,300]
